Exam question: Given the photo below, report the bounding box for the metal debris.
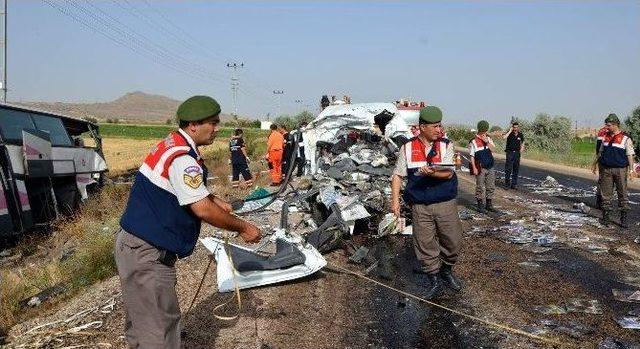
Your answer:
[615,316,640,330]
[612,289,640,303]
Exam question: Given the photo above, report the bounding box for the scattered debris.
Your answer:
[612,289,640,303]
[565,299,603,315]
[19,284,67,309]
[615,316,640,330]
[534,304,567,315]
[598,337,640,349]
[348,246,370,264]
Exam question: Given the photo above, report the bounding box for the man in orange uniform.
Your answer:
[266,124,284,185]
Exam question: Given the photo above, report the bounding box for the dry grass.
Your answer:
[0,185,129,337]
[103,137,230,176]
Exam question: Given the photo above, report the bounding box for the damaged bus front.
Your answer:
[0,104,108,238]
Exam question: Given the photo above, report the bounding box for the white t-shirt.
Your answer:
[168,155,210,206]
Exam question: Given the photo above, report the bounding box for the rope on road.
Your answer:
[326,262,574,348]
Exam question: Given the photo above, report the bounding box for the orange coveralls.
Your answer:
[267,131,284,184]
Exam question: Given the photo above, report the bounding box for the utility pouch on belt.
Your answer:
[158,250,178,267]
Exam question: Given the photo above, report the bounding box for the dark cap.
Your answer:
[477,120,489,132]
[605,113,620,125]
[177,96,221,122]
[419,106,443,124]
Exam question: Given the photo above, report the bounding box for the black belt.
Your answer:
[158,249,178,267]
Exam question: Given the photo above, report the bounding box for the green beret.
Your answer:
[177,96,221,122]
[419,106,443,124]
[605,113,620,125]
[477,120,489,132]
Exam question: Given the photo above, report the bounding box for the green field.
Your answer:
[98,123,268,140]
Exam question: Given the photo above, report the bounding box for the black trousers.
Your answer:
[292,156,306,176]
[504,151,521,185]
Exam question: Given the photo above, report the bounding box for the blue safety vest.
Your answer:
[599,132,630,169]
[469,135,494,169]
[403,137,458,205]
[120,132,208,258]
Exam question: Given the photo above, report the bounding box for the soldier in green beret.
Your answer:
[592,113,636,228]
[391,106,464,299]
[116,95,261,348]
[469,120,498,213]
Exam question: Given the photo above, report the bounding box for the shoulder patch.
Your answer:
[183,165,204,189]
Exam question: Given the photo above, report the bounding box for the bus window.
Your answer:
[0,109,36,143]
[31,114,73,146]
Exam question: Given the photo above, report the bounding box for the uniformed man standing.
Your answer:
[502,122,525,189]
[229,128,254,189]
[266,124,284,186]
[469,120,497,213]
[391,106,464,299]
[116,96,261,349]
[595,125,608,208]
[280,125,293,176]
[592,113,636,228]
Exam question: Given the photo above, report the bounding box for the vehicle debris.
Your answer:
[598,337,640,349]
[200,229,327,293]
[615,316,640,330]
[612,289,640,303]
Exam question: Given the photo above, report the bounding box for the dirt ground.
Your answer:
[3,171,640,349]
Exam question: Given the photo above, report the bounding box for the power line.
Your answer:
[42,0,213,85]
[137,0,279,99]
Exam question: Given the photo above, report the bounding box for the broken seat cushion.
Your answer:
[230,238,306,272]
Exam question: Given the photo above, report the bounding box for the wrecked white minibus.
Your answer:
[0,104,108,238]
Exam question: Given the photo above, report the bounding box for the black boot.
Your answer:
[423,273,444,299]
[440,264,463,292]
[485,199,498,213]
[477,199,488,213]
[600,210,611,226]
[620,210,629,229]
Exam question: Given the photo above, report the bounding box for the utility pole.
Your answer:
[1,0,7,103]
[226,62,243,118]
[273,90,284,117]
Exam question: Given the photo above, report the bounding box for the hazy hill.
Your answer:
[15,91,233,123]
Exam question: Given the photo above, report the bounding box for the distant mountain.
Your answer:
[15,91,233,123]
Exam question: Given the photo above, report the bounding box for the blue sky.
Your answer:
[9,1,640,126]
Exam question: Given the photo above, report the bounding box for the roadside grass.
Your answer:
[99,124,268,140]
[0,185,127,338]
[487,138,596,169]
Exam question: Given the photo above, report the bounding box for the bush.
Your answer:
[523,113,572,153]
[625,106,640,159]
[446,126,476,145]
[83,116,99,124]
[273,111,315,130]
[165,118,174,125]
[489,125,502,132]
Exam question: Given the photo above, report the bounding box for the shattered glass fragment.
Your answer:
[565,299,603,315]
[615,316,640,330]
[534,305,567,315]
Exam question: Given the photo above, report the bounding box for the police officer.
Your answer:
[229,128,254,188]
[502,122,525,189]
[116,96,261,348]
[469,120,497,213]
[593,113,636,228]
[289,122,308,176]
[391,106,464,299]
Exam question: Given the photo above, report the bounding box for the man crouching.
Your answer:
[390,106,464,298]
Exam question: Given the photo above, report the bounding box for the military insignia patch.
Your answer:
[183,166,204,188]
